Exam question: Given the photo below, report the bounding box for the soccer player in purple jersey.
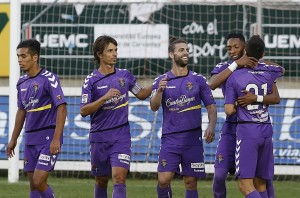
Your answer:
[150,37,217,198]
[224,35,284,198]
[6,39,67,198]
[80,35,152,198]
[210,33,281,198]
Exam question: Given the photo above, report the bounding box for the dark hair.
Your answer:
[17,39,40,60]
[226,32,246,43]
[168,37,187,53]
[93,35,118,64]
[246,35,265,60]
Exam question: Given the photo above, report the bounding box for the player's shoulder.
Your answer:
[116,68,134,78]
[17,74,29,86]
[82,70,98,88]
[190,70,207,81]
[256,62,283,73]
[39,69,61,88]
[215,60,231,68]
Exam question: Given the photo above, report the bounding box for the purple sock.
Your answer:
[41,186,55,198]
[246,190,262,198]
[259,191,268,198]
[30,190,41,198]
[266,179,275,198]
[112,184,126,198]
[185,190,198,198]
[157,184,172,198]
[213,168,228,198]
[95,184,108,198]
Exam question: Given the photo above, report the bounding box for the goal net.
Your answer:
[1,0,300,179]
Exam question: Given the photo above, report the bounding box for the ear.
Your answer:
[33,54,38,62]
[97,52,102,58]
[169,52,174,59]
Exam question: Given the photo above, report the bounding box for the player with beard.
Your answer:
[150,37,217,198]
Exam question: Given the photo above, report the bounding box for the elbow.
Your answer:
[80,108,88,117]
[274,97,280,104]
[208,82,217,90]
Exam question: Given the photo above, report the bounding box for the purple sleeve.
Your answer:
[199,76,216,106]
[224,75,237,105]
[48,74,66,107]
[126,71,138,93]
[16,85,24,109]
[211,62,230,76]
[80,73,93,108]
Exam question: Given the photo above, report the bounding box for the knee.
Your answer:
[95,176,109,188]
[184,177,197,190]
[158,176,171,188]
[112,173,126,184]
[32,178,43,191]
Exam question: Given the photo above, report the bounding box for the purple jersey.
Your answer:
[17,68,66,145]
[225,63,283,138]
[80,68,140,142]
[152,70,215,145]
[211,60,237,127]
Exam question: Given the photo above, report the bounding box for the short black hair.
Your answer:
[168,37,187,53]
[226,32,246,43]
[93,35,118,64]
[17,39,40,59]
[246,35,265,60]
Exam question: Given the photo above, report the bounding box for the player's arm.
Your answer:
[204,104,217,144]
[225,104,236,116]
[209,54,257,90]
[80,88,121,117]
[150,76,167,111]
[50,103,67,155]
[135,85,152,100]
[6,108,26,158]
[237,83,280,106]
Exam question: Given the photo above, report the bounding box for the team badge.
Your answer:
[24,158,29,167]
[186,82,193,91]
[161,159,168,168]
[57,95,62,100]
[119,78,125,87]
[33,83,38,93]
[217,154,224,163]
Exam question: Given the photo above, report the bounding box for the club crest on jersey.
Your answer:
[118,78,125,87]
[217,154,224,163]
[24,158,29,166]
[186,82,193,91]
[161,159,168,168]
[57,95,62,101]
[33,83,38,93]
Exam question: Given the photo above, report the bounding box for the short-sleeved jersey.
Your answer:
[80,68,140,142]
[151,70,216,145]
[225,63,283,138]
[17,68,66,145]
[211,60,237,127]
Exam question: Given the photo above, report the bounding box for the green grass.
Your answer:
[0,176,299,198]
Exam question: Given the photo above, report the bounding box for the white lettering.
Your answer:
[264,34,300,48]
[36,34,88,48]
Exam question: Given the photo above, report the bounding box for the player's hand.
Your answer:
[102,88,121,101]
[204,127,215,144]
[238,90,257,106]
[235,53,257,69]
[158,76,168,92]
[50,139,61,155]
[6,139,17,158]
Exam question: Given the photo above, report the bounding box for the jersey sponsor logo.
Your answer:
[118,154,130,161]
[165,95,196,107]
[21,88,27,92]
[97,85,108,89]
[191,162,205,169]
[38,161,49,166]
[39,154,50,161]
[23,97,39,109]
[120,160,130,165]
[166,86,176,89]
[81,94,88,103]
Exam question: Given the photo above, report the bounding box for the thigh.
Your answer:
[214,133,236,171]
[36,145,59,172]
[157,144,181,173]
[256,137,274,179]
[236,138,262,179]
[181,145,205,178]
[110,138,131,170]
[90,142,111,176]
[24,145,39,172]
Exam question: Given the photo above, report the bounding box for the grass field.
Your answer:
[1,176,299,198]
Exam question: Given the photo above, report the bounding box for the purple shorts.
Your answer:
[23,144,58,172]
[158,143,206,178]
[90,138,131,177]
[235,137,274,179]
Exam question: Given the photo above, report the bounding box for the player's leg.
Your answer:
[236,138,262,197]
[266,179,275,198]
[90,142,111,198]
[157,143,181,198]
[181,145,206,198]
[24,145,41,198]
[110,138,131,198]
[213,124,237,198]
[255,136,274,198]
[34,144,59,197]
